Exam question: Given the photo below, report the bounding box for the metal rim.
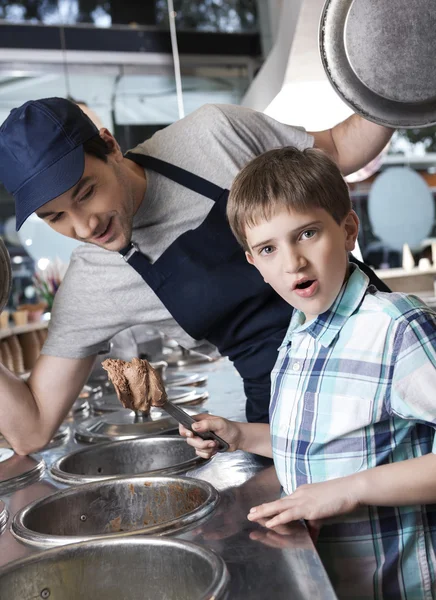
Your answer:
[0,240,11,314]
[0,537,230,600]
[11,475,219,548]
[91,388,209,414]
[50,436,207,485]
[41,423,70,450]
[74,410,180,443]
[0,453,45,495]
[0,501,8,534]
[320,0,436,127]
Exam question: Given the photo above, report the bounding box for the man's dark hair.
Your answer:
[83,134,112,162]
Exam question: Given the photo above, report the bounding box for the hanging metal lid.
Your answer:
[320,0,436,127]
[0,240,11,314]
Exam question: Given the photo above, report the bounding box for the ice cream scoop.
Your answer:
[102,357,165,414]
[102,357,229,452]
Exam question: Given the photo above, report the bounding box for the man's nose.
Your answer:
[71,213,97,241]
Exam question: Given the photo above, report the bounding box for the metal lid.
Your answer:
[320,0,436,127]
[0,500,8,534]
[0,449,45,494]
[91,387,208,414]
[75,407,205,443]
[165,371,208,388]
[0,240,11,314]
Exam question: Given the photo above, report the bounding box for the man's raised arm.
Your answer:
[309,113,394,176]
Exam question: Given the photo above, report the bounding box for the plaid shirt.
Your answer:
[270,264,436,599]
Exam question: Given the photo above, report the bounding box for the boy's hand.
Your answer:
[247,477,360,528]
[179,414,241,459]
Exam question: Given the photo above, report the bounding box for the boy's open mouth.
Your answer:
[294,279,319,298]
[296,280,315,290]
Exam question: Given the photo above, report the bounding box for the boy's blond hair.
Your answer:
[227,146,352,250]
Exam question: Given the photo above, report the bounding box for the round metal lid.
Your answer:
[165,371,208,388]
[91,387,208,414]
[0,240,11,314]
[320,0,436,127]
[0,500,8,534]
[75,407,205,443]
[0,448,45,494]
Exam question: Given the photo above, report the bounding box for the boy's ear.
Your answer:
[344,210,359,252]
[245,250,255,265]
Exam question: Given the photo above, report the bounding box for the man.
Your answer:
[0,98,392,454]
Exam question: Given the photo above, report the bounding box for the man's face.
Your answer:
[245,206,359,322]
[35,150,140,252]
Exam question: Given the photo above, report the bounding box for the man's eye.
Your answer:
[260,245,275,256]
[80,186,94,201]
[50,213,64,224]
[301,229,316,240]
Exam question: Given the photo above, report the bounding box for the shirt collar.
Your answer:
[280,263,371,349]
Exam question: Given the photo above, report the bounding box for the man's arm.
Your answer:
[0,353,96,455]
[309,114,394,176]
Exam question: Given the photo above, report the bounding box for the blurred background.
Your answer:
[0,0,435,323]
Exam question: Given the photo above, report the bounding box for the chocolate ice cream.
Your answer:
[102,357,167,414]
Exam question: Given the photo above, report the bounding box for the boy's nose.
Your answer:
[283,248,307,273]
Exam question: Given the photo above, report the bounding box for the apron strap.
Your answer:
[124,152,225,201]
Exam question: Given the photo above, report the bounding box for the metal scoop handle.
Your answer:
[162,401,229,453]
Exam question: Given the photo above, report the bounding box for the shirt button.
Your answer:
[292,362,301,372]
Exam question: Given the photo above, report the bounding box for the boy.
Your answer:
[181,147,436,598]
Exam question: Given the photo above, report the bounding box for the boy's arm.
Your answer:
[249,306,436,527]
[248,453,436,528]
[181,417,272,458]
[237,422,272,457]
[309,114,393,176]
[353,453,436,506]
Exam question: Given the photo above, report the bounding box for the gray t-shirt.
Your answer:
[42,104,314,359]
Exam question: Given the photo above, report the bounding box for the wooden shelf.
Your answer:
[0,321,48,341]
[375,266,436,280]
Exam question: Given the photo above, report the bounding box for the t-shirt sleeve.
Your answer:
[212,104,314,155]
[389,307,436,451]
[41,253,113,358]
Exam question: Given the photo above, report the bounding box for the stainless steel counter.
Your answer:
[0,358,337,599]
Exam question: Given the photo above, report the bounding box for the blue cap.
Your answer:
[0,97,99,230]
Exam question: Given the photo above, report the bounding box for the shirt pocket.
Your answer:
[295,392,373,482]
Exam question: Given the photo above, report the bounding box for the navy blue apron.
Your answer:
[120,153,390,423]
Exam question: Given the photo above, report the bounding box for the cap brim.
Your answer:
[15,144,85,230]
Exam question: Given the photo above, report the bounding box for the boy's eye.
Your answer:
[260,245,275,256]
[301,229,316,240]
